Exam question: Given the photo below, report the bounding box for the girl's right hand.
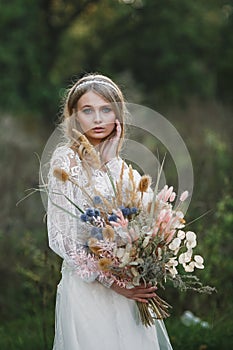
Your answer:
[99,119,122,164]
[110,282,157,303]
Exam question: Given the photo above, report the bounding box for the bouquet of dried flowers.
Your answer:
[51,159,214,327]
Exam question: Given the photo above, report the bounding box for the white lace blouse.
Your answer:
[47,145,134,286]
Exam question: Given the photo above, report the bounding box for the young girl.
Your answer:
[47,73,173,349]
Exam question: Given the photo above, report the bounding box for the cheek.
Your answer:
[106,119,116,131]
[77,117,90,132]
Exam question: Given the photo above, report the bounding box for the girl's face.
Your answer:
[77,91,116,146]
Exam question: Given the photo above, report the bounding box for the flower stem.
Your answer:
[136,295,172,327]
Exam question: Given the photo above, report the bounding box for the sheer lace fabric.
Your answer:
[47,145,173,350]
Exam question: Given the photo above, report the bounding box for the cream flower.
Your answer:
[169,237,181,251]
[186,231,197,248]
[186,231,196,241]
[173,211,186,229]
[186,240,197,249]
[177,230,186,240]
[170,266,178,277]
[179,251,192,264]
[166,258,178,277]
[183,261,195,272]
[194,255,204,269]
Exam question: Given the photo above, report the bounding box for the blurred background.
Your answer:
[0,0,232,349]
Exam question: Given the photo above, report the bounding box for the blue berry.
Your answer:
[121,207,131,216]
[130,207,138,215]
[108,214,118,222]
[86,208,95,217]
[80,214,88,222]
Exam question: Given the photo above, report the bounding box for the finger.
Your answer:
[134,298,148,303]
[133,286,157,293]
[133,292,157,299]
[115,119,122,138]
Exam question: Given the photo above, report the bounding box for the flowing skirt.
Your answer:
[52,267,173,350]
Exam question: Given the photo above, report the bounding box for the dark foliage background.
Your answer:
[0,1,232,349]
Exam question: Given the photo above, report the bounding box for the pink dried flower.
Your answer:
[180,190,189,202]
[110,209,129,229]
[169,192,176,202]
[164,186,174,202]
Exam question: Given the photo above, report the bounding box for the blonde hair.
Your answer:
[62,73,127,166]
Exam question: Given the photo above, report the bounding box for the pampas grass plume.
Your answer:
[98,258,112,271]
[102,225,115,241]
[88,238,101,255]
[138,175,152,193]
[53,167,70,182]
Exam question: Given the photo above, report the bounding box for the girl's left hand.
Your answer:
[110,282,157,303]
[99,119,122,164]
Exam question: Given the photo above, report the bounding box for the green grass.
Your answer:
[0,311,54,350]
[0,308,232,349]
[166,311,233,350]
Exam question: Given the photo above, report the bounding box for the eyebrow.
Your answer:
[80,103,111,109]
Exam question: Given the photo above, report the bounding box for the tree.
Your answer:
[0,0,101,120]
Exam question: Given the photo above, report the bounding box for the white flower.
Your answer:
[169,237,181,251]
[166,258,178,278]
[177,230,186,240]
[186,231,196,241]
[179,251,192,264]
[167,257,178,267]
[169,266,178,277]
[173,211,185,229]
[194,255,204,269]
[183,261,195,272]
[186,240,197,249]
[186,248,193,259]
[167,256,178,266]
[178,253,186,264]
[186,231,197,248]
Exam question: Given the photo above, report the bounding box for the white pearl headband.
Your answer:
[74,79,119,93]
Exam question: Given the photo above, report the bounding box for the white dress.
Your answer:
[47,145,173,350]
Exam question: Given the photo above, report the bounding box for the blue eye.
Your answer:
[102,107,112,113]
[82,108,92,114]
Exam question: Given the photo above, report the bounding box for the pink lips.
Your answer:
[92,127,105,132]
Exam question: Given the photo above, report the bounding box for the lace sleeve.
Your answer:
[47,146,98,282]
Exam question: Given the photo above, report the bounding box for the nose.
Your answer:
[93,109,102,123]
